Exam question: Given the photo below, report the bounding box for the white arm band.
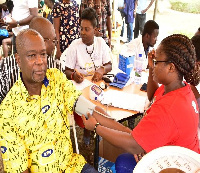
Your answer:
[74,95,96,118]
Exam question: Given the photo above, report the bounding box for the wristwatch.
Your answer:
[17,21,20,27]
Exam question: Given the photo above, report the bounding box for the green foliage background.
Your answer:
[170,0,200,14]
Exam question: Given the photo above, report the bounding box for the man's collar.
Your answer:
[43,76,49,87]
[20,72,49,87]
[19,72,50,101]
[144,46,150,57]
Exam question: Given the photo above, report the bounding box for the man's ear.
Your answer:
[15,53,21,68]
[146,33,150,39]
[143,33,150,42]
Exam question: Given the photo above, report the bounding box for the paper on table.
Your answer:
[72,79,92,91]
[101,90,146,112]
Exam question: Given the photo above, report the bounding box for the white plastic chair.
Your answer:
[133,146,200,173]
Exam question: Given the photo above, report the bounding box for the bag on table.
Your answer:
[109,72,130,89]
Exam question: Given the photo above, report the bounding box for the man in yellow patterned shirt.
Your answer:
[0,29,98,173]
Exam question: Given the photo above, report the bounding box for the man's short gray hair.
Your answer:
[16,29,43,53]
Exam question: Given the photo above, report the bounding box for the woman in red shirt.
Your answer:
[82,34,200,172]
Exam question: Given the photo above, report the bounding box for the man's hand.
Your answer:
[6,25,12,31]
[92,67,104,82]
[134,11,136,18]
[141,9,147,14]
[74,71,84,83]
[7,18,17,29]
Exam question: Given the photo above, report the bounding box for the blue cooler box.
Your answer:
[118,54,134,75]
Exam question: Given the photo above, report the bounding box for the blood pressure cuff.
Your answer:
[73,95,96,128]
[74,95,96,118]
[109,72,130,89]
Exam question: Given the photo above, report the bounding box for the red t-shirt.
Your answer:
[132,82,200,153]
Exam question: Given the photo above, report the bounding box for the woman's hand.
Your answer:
[148,49,155,69]
[92,67,104,82]
[74,71,84,83]
[134,152,146,163]
[82,113,98,131]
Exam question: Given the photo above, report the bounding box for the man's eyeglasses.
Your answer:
[44,38,58,45]
[152,59,171,67]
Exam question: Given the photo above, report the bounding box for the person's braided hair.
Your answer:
[191,35,200,62]
[160,34,200,86]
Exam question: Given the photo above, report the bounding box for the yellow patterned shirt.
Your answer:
[0,68,86,173]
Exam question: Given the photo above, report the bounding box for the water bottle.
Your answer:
[134,54,143,84]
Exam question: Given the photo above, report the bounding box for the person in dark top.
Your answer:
[124,0,135,42]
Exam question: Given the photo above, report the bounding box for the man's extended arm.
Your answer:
[106,16,112,47]
[134,0,138,17]
[142,0,155,14]
[7,8,38,28]
[135,0,138,8]
[53,17,62,59]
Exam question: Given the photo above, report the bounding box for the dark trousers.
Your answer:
[134,13,146,39]
[81,163,98,173]
[118,8,125,37]
[127,22,133,42]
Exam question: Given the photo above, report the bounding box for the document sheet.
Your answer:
[101,90,146,112]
